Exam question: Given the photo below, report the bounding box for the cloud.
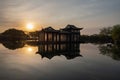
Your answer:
[0,0,120,34]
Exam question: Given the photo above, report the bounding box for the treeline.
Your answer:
[81,34,113,43]
[81,24,120,44]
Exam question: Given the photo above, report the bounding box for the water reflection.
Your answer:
[2,40,120,61]
[1,40,120,61]
[36,43,82,60]
[27,47,33,52]
[0,41,82,60]
[0,42,120,80]
[98,43,120,61]
[1,41,25,50]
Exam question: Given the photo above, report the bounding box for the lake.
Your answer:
[0,42,120,80]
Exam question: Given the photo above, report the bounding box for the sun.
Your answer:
[27,47,33,52]
[26,23,34,31]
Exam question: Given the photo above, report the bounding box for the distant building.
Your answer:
[38,25,83,43]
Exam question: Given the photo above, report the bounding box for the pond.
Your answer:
[0,42,120,80]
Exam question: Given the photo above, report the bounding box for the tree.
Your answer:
[111,25,120,44]
[1,28,28,41]
[100,27,112,36]
[99,24,120,44]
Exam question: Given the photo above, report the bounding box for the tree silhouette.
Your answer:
[1,28,28,41]
[111,25,120,44]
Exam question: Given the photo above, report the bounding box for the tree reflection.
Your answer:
[36,43,82,60]
[1,41,25,50]
[98,44,120,61]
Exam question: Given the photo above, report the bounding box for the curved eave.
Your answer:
[79,28,83,30]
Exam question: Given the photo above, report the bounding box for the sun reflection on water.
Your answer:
[27,47,33,52]
[17,45,38,55]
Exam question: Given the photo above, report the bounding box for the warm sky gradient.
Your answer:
[0,0,120,34]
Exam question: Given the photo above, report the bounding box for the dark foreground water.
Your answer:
[0,42,120,80]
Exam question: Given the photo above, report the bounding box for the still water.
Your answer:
[0,42,120,80]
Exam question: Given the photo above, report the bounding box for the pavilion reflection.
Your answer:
[36,43,82,60]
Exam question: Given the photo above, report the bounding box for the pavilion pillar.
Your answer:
[47,33,48,42]
[55,33,57,42]
[52,33,54,43]
[59,34,61,42]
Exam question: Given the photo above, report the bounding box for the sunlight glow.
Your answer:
[21,45,37,55]
[27,47,33,52]
[26,23,34,31]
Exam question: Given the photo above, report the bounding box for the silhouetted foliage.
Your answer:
[0,29,28,41]
[100,27,112,36]
[111,25,120,44]
[81,34,112,43]
[81,24,120,44]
